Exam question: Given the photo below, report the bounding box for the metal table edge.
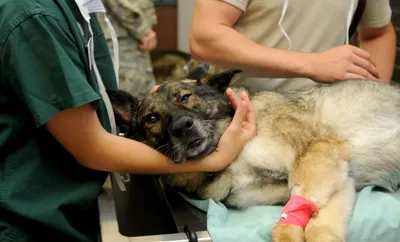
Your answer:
[98,175,212,242]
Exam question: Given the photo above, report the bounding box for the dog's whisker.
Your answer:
[164,150,171,163]
[156,144,169,152]
[156,143,171,155]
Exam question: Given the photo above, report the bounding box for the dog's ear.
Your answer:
[197,69,242,91]
[106,89,139,129]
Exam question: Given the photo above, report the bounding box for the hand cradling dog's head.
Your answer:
[107,69,242,163]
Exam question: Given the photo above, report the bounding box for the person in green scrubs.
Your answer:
[0,0,256,241]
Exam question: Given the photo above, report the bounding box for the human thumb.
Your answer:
[230,94,249,129]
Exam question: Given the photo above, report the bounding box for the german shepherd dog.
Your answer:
[107,69,400,242]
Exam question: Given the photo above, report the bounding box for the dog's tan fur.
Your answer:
[164,87,356,241]
[108,70,400,242]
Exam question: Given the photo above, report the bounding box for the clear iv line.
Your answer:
[88,21,127,192]
[103,13,120,87]
[278,0,292,50]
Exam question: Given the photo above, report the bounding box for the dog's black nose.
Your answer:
[171,116,194,138]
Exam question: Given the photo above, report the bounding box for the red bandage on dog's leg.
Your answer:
[277,195,319,229]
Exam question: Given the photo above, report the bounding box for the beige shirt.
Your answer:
[210,0,392,93]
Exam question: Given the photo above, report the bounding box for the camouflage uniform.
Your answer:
[99,0,157,99]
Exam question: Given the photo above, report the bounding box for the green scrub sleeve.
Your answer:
[1,13,101,128]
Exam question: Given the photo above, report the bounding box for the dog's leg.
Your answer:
[198,172,233,201]
[271,135,352,242]
[305,178,355,242]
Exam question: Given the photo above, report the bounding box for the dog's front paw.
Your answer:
[271,223,304,242]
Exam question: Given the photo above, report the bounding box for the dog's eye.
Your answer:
[145,114,159,123]
[180,94,192,103]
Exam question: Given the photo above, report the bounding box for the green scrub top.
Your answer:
[0,0,118,241]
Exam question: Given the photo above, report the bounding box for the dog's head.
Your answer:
[107,69,242,163]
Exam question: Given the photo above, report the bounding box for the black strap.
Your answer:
[349,0,367,40]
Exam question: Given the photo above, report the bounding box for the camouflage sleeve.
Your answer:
[103,0,157,40]
[145,0,158,27]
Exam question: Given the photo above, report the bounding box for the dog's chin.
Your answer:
[186,140,217,161]
[171,139,217,163]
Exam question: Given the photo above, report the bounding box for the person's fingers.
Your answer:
[149,31,156,40]
[229,96,249,130]
[149,39,156,51]
[146,35,153,50]
[350,45,371,60]
[140,31,157,51]
[140,35,151,50]
[348,64,378,80]
[139,41,147,50]
[148,42,154,51]
[350,46,380,78]
[352,55,379,79]
[240,92,256,125]
[368,56,377,67]
[241,121,253,130]
[144,40,150,50]
[343,73,369,80]
[226,88,240,109]
[240,91,250,102]
[139,36,146,49]
[347,64,370,79]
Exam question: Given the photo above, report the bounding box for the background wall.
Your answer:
[153,0,178,50]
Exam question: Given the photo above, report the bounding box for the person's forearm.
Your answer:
[47,95,254,175]
[76,131,232,174]
[359,24,397,82]
[190,24,313,78]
